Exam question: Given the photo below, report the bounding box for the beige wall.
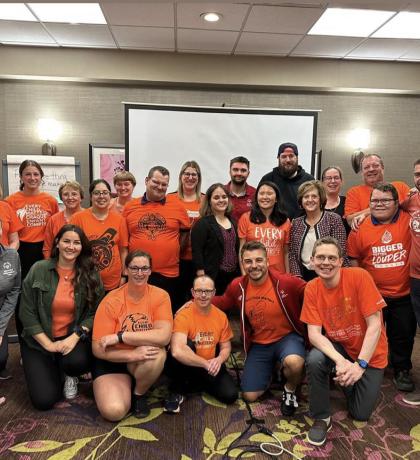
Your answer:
[0,46,419,197]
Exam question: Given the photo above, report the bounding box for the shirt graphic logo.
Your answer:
[2,261,14,276]
[17,204,49,228]
[91,228,116,271]
[381,230,392,244]
[194,331,214,348]
[410,210,420,234]
[138,213,166,240]
[3,262,11,270]
[121,313,152,332]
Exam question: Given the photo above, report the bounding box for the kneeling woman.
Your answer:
[19,224,104,410]
[92,250,173,421]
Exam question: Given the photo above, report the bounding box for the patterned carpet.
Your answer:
[1,340,420,460]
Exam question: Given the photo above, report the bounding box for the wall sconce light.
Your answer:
[37,118,62,156]
[347,128,370,173]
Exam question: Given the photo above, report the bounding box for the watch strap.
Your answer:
[357,359,368,369]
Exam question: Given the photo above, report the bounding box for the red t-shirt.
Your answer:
[301,267,388,368]
[238,212,291,273]
[71,209,128,290]
[225,182,256,223]
[6,191,59,242]
[345,181,409,217]
[245,276,294,344]
[0,200,23,246]
[401,192,420,279]
[92,284,173,350]
[173,301,233,360]
[347,211,411,297]
[123,195,189,277]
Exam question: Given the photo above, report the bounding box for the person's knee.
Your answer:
[306,348,329,372]
[349,407,372,422]
[98,400,131,422]
[30,392,60,411]
[283,355,305,373]
[242,391,262,403]
[220,389,238,405]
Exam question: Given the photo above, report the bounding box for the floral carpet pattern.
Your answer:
[1,346,420,460]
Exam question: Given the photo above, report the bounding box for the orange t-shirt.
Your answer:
[301,267,388,368]
[345,181,409,217]
[6,191,59,242]
[168,192,203,260]
[92,284,173,350]
[245,276,294,344]
[347,211,411,297]
[173,301,233,360]
[43,211,67,259]
[123,195,190,277]
[401,193,420,279]
[0,200,23,246]
[71,209,128,290]
[51,266,76,337]
[238,212,291,273]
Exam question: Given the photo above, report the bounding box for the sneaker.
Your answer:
[281,390,298,416]
[403,391,420,406]
[133,394,150,419]
[393,370,415,392]
[0,369,12,380]
[164,393,184,414]
[307,419,332,446]
[63,375,78,400]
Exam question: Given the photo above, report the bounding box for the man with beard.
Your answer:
[213,241,306,416]
[345,154,409,227]
[400,159,420,405]
[260,143,314,219]
[225,156,256,223]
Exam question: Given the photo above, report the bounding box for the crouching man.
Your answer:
[164,275,238,413]
[301,236,388,446]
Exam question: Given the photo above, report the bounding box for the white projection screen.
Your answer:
[125,104,318,191]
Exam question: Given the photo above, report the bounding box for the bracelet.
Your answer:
[117,331,124,344]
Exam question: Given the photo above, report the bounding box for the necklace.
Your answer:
[326,196,341,213]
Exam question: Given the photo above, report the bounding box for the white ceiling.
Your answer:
[2,1,420,61]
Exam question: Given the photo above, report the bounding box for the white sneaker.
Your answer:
[63,375,79,400]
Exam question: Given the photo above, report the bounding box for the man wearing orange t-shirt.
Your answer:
[213,241,306,417]
[301,237,388,446]
[348,183,416,393]
[123,166,190,312]
[164,275,237,413]
[345,154,409,227]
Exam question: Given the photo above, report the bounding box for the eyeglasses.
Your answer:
[314,255,339,263]
[193,289,215,296]
[92,190,110,197]
[183,172,198,178]
[323,176,341,182]
[370,198,396,206]
[127,266,151,274]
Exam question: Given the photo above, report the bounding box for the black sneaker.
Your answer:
[133,394,150,419]
[281,390,298,416]
[403,391,420,405]
[393,370,415,392]
[307,419,332,446]
[0,370,12,380]
[164,393,184,414]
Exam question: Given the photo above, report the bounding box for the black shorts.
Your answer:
[92,357,130,380]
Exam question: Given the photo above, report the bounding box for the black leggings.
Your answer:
[21,339,93,411]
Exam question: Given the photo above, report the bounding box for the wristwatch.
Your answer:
[74,325,88,342]
[117,331,124,344]
[357,359,368,370]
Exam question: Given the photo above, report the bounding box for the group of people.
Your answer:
[0,142,419,447]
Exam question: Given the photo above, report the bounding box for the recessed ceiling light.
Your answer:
[373,12,420,39]
[200,12,222,23]
[28,3,106,25]
[308,8,395,37]
[0,3,36,21]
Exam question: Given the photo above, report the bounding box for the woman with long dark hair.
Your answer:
[191,183,239,294]
[19,224,104,410]
[238,181,291,274]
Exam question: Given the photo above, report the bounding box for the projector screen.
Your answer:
[125,103,318,191]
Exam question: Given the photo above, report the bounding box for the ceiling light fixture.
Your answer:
[373,12,420,39]
[28,3,106,25]
[200,12,222,23]
[0,3,36,21]
[308,8,395,37]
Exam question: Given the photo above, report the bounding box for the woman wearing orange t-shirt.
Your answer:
[169,161,204,302]
[71,179,128,292]
[6,160,59,280]
[43,181,84,258]
[238,181,291,274]
[19,224,104,410]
